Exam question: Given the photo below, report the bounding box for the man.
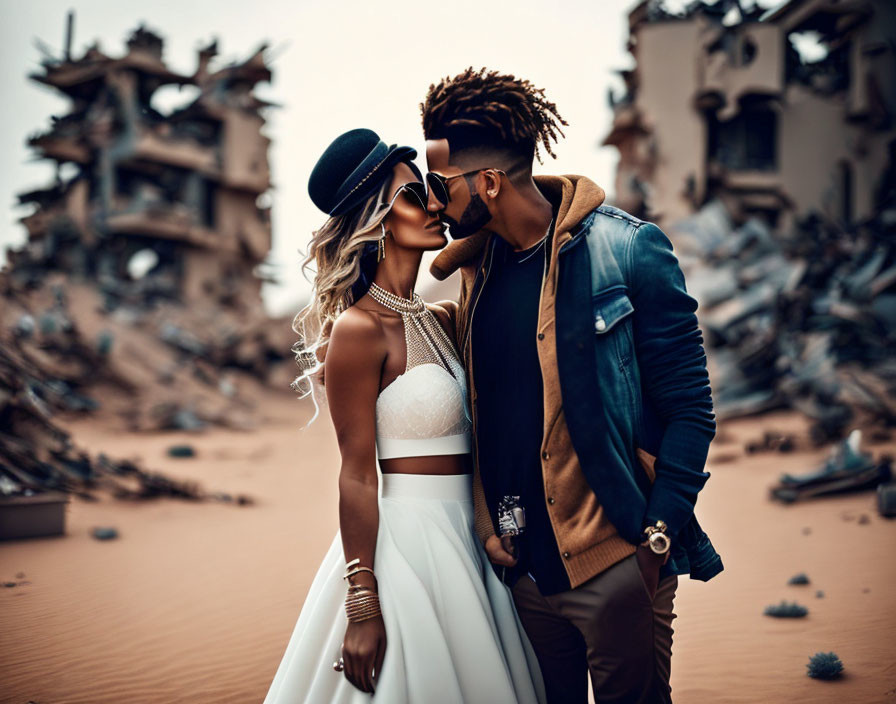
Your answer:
[419,67,723,704]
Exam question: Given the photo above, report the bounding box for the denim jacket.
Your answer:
[568,204,723,581]
[432,178,723,583]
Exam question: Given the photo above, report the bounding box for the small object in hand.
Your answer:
[333,657,344,672]
[806,652,843,680]
[497,496,526,537]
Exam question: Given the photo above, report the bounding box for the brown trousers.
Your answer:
[511,553,677,704]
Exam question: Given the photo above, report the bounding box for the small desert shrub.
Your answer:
[807,652,843,680]
[764,601,808,618]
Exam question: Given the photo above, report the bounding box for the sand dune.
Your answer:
[1,393,894,703]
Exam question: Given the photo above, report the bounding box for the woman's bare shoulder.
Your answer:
[327,306,387,365]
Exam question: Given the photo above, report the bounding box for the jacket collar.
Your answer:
[429,174,606,281]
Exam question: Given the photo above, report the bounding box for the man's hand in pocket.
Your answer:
[635,543,668,600]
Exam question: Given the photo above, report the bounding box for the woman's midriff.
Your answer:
[379,453,471,476]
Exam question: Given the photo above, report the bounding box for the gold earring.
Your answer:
[377,222,387,262]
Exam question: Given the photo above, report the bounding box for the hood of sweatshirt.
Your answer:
[429,174,606,281]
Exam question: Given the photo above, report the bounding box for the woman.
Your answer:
[263,128,545,703]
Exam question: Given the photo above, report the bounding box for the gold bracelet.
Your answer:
[346,601,382,623]
[345,586,382,623]
[347,604,381,619]
[345,597,380,613]
[344,565,376,581]
[345,590,380,608]
[346,604,380,619]
[345,595,379,609]
[346,594,378,604]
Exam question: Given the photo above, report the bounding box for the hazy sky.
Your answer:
[2,0,644,315]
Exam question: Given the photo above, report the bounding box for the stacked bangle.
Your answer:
[345,585,381,622]
[343,559,381,623]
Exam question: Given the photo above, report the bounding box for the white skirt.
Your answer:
[263,472,546,704]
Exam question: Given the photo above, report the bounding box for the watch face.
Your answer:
[648,532,670,555]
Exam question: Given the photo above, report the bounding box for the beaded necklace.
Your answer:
[367,282,462,380]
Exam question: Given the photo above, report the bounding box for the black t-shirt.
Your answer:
[471,228,571,595]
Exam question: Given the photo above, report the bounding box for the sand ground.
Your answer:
[2,391,895,704]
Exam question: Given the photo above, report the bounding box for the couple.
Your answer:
[263,68,723,704]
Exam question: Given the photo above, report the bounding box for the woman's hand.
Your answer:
[485,534,518,567]
[342,615,387,693]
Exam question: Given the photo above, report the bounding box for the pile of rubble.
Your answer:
[0,19,301,502]
[674,199,896,443]
[0,270,296,434]
[0,343,252,504]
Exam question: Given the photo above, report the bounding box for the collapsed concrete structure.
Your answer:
[604,0,896,440]
[1,19,296,511]
[605,0,895,229]
[14,21,274,312]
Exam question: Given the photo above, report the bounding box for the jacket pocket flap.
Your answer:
[592,287,634,334]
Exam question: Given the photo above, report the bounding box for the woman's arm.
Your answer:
[324,308,387,693]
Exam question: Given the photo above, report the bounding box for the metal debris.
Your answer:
[0,344,251,505]
[769,430,892,503]
[603,0,896,442]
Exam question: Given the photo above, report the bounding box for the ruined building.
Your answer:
[13,21,274,312]
[603,0,896,438]
[1,20,286,516]
[1,19,296,441]
[604,0,896,230]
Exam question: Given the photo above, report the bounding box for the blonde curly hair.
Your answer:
[290,179,393,418]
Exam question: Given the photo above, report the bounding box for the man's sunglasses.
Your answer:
[382,181,428,213]
[425,168,506,205]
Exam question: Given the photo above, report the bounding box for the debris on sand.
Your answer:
[91,527,119,540]
[806,652,844,680]
[167,445,197,459]
[770,430,892,503]
[0,344,253,509]
[764,601,808,618]
[877,482,896,517]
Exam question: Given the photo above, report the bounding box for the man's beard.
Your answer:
[442,192,492,239]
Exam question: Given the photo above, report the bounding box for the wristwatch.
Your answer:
[641,520,670,555]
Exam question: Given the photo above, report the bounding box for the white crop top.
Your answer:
[367,284,472,460]
[376,360,472,459]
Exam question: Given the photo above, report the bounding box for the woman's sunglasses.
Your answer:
[425,168,506,206]
[382,181,428,213]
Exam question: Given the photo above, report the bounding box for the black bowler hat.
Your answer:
[308,128,419,217]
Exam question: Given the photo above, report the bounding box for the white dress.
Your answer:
[263,295,546,704]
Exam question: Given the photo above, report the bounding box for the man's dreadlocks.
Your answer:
[420,67,568,164]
